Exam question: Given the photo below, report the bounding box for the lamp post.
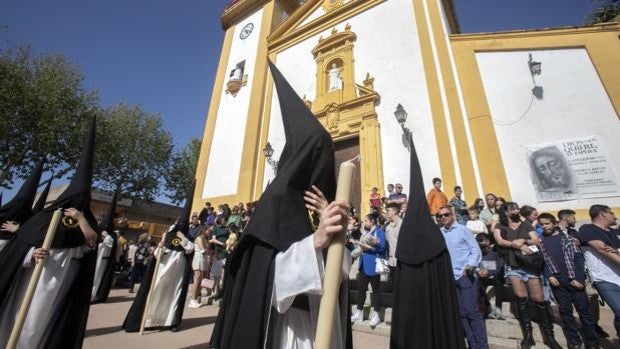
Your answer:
[394,103,412,149]
[263,142,278,174]
[528,53,543,99]
[528,53,542,78]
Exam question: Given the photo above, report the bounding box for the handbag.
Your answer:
[201,278,215,290]
[375,256,390,275]
[514,249,543,271]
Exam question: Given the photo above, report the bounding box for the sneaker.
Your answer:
[351,309,363,323]
[188,300,203,308]
[369,311,380,328]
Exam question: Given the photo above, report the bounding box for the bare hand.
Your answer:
[570,280,584,289]
[520,245,534,255]
[477,268,489,278]
[511,239,525,249]
[313,201,349,250]
[548,276,560,287]
[603,245,619,254]
[304,185,329,217]
[64,208,84,220]
[176,231,185,239]
[33,248,49,260]
[1,221,19,233]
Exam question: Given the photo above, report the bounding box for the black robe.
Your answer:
[92,233,118,303]
[122,247,193,332]
[389,134,465,349]
[209,61,349,348]
[0,210,99,349]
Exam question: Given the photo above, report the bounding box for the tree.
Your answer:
[94,103,173,201]
[587,0,620,24]
[164,138,201,204]
[0,45,99,188]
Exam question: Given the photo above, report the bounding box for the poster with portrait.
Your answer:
[525,136,619,202]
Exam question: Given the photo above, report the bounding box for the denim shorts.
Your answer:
[504,265,540,282]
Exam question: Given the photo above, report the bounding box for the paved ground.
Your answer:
[84,288,388,349]
[85,288,618,349]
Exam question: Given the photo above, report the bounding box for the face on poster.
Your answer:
[525,136,619,202]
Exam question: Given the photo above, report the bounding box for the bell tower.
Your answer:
[192,0,300,214]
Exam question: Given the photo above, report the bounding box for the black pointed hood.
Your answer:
[53,117,96,211]
[241,61,336,252]
[0,157,45,225]
[16,117,98,248]
[32,178,52,214]
[165,180,196,250]
[99,190,118,233]
[395,135,447,265]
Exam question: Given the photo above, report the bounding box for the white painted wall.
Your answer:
[476,48,620,211]
[203,9,264,198]
[264,0,442,196]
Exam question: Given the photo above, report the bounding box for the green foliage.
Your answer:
[95,104,173,201]
[587,0,620,24]
[0,45,98,188]
[164,138,201,204]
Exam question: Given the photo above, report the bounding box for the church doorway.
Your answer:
[334,137,361,215]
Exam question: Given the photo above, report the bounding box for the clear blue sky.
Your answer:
[0,0,601,202]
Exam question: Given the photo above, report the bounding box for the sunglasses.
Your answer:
[436,212,452,219]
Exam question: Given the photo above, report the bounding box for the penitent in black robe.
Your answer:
[389,134,465,349]
[0,117,98,349]
[209,61,352,349]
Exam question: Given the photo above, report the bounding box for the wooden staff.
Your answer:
[7,208,63,349]
[314,161,355,349]
[139,241,164,335]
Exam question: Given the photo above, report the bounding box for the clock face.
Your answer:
[240,23,254,40]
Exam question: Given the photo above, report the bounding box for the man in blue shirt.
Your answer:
[437,205,487,349]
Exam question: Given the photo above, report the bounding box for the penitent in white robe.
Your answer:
[0,245,90,349]
[271,234,351,349]
[143,238,194,328]
[91,233,114,301]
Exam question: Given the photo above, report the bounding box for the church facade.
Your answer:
[193,0,620,218]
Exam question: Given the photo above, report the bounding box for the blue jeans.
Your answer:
[593,281,620,338]
[456,276,488,349]
[551,283,598,345]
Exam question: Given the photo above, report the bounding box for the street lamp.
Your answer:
[263,142,278,174]
[528,53,542,77]
[394,103,412,149]
[528,53,543,99]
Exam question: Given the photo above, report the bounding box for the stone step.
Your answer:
[349,321,548,349]
[350,305,569,347]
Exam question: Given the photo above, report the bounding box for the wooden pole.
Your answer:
[139,244,164,335]
[7,208,63,349]
[314,161,355,349]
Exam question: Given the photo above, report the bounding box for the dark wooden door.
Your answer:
[334,137,361,215]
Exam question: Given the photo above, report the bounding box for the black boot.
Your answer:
[516,298,536,348]
[535,301,562,349]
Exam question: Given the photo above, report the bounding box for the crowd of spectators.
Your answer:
[349,180,619,348]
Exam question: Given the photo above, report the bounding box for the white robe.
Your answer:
[91,234,114,300]
[144,238,194,328]
[271,235,351,349]
[0,245,90,349]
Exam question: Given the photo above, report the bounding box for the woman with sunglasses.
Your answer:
[493,202,561,349]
